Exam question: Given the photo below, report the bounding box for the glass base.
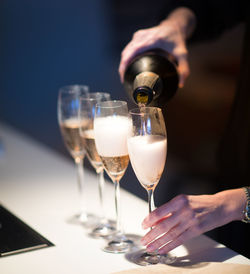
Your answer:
[88,221,116,238]
[102,234,134,254]
[78,212,99,226]
[125,248,176,266]
[125,233,143,248]
[66,212,99,228]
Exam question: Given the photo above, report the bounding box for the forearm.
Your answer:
[160,7,197,40]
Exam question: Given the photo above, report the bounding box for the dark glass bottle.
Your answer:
[123,49,179,106]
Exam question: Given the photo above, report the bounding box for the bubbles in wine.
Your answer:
[82,129,103,172]
[60,117,90,159]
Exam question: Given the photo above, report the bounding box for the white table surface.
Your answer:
[0,122,249,274]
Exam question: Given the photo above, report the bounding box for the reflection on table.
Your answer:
[0,122,249,274]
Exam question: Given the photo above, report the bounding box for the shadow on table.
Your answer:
[172,235,238,268]
[125,235,238,268]
[171,246,235,269]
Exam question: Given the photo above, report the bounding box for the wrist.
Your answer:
[242,187,250,223]
[215,189,247,224]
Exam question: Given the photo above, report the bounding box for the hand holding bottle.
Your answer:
[119,7,197,88]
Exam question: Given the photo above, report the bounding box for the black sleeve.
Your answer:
[162,0,248,42]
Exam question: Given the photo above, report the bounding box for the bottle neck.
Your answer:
[133,86,153,106]
[133,71,162,105]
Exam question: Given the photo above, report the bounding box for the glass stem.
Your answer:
[147,188,155,230]
[146,188,159,257]
[97,168,106,222]
[114,179,122,234]
[75,157,87,219]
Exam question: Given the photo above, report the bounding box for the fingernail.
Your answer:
[142,222,146,229]
[146,244,155,253]
[140,237,147,246]
[157,249,166,255]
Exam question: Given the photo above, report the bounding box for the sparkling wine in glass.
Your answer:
[79,92,116,238]
[94,100,134,253]
[58,85,95,225]
[127,107,176,265]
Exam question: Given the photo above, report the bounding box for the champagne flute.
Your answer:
[79,92,116,238]
[94,100,134,253]
[58,85,95,225]
[127,107,175,265]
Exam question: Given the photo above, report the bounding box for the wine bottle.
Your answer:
[123,49,179,106]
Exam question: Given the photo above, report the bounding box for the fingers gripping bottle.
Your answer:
[123,49,179,107]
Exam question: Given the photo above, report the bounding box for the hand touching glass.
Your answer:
[127,107,175,265]
[141,188,247,255]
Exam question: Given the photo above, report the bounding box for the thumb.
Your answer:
[177,55,190,88]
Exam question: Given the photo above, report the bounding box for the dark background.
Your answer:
[0,0,245,252]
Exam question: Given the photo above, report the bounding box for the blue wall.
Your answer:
[0,0,124,152]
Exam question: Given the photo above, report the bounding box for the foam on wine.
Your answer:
[127,135,167,189]
[94,116,132,157]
